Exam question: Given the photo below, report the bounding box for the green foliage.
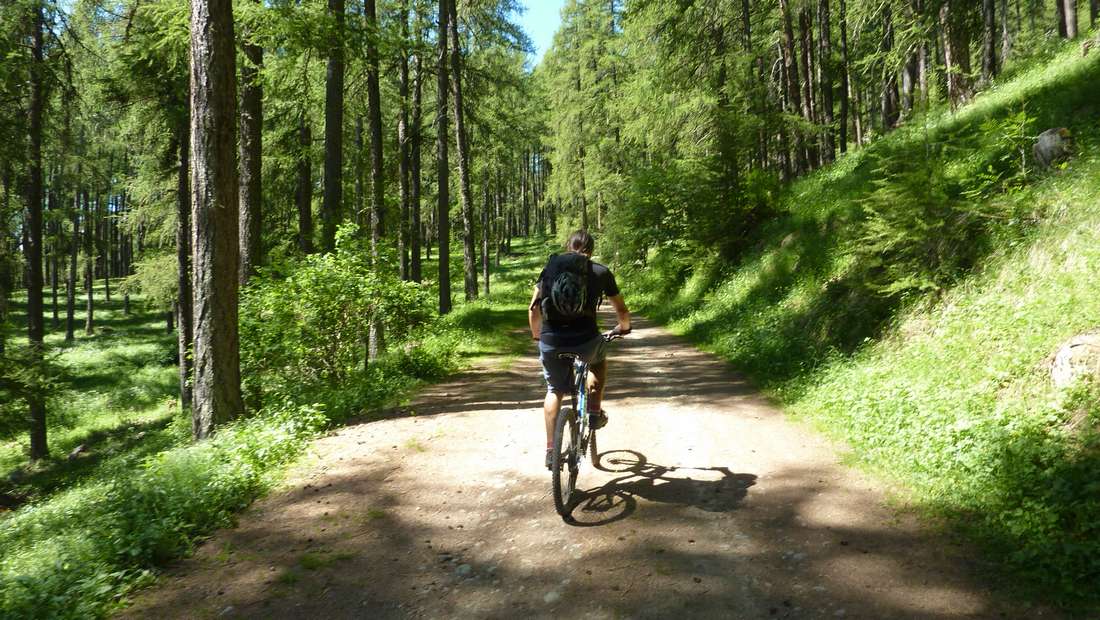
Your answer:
[620,42,1100,609]
[0,402,325,619]
[240,225,434,393]
[121,252,178,312]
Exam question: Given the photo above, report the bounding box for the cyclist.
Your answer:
[529,230,631,469]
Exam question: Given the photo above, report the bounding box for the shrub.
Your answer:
[240,225,434,394]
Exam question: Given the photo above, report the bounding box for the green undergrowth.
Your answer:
[0,239,545,619]
[621,42,1100,609]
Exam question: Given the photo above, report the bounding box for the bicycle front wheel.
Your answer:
[551,407,580,520]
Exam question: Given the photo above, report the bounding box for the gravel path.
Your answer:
[118,315,1058,619]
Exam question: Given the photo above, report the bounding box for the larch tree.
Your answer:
[25,0,48,461]
[322,0,345,254]
[189,0,244,439]
[448,0,477,301]
[437,0,452,315]
[238,0,263,285]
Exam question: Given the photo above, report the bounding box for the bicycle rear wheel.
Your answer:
[551,407,579,520]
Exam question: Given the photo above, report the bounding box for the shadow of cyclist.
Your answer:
[566,449,757,527]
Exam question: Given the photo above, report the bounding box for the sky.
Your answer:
[517,0,566,66]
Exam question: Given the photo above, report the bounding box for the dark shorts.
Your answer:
[538,334,606,395]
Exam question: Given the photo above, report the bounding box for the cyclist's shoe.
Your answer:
[589,409,608,430]
[545,448,554,470]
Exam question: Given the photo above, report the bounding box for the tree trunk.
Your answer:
[66,191,77,342]
[366,0,386,359]
[982,0,997,82]
[176,122,194,410]
[410,22,423,284]
[296,116,313,254]
[321,0,345,253]
[1091,0,1099,27]
[26,0,48,461]
[839,0,849,153]
[238,0,263,285]
[1001,0,1012,65]
[1064,0,1078,37]
[779,0,807,174]
[189,0,244,439]
[397,0,411,281]
[482,176,490,297]
[881,5,899,130]
[1057,0,1067,37]
[448,0,477,301]
[83,189,93,335]
[799,8,818,168]
[436,0,452,314]
[818,0,835,164]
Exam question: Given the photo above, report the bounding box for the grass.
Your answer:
[620,41,1100,610]
[0,239,549,619]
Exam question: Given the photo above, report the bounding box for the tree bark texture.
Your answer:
[189,0,244,439]
[238,0,263,286]
[818,0,835,164]
[839,0,849,153]
[982,0,998,82]
[83,189,93,335]
[436,0,452,314]
[880,5,899,130]
[366,0,386,359]
[25,0,48,461]
[779,0,807,174]
[410,32,423,283]
[448,0,478,301]
[397,0,411,281]
[176,124,195,410]
[1064,0,1078,37]
[322,0,345,253]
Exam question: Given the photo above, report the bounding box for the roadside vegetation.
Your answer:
[0,238,544,619]
[620,43,1100,608]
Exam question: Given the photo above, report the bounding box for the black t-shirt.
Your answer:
[538,257,620,347]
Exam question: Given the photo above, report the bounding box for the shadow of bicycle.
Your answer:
[566,449,757,527]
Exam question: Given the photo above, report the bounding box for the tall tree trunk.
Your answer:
[66,191,77,342]
[839,0,850,153]
[410,25,423,283]
[176,122,194,410]
[321,0,345,253]
[982,0,998,82]
[482,175,490,297]
[448,0,477,301]
[436,0,452,314]
[354,116,363,228]
[1001,0,1013,65]
[1064,0,1078,37]
[83,189,93,335]
[941,1,971,107]
[238,0,263,286]
[779,0,807,174]
[799,8,818,168]
[366,0,386,359]
[818,0,835,164]
[881,5,900,129]
[1091,0,1099,27]
[397,0,411,281]
[1057,0,1067,37]
[25,0,48,461]
[189,0,244,439]
[296,116,313,254]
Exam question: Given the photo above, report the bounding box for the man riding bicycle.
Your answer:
[529,230,631,469]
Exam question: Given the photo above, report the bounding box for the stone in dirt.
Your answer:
[1050,332,1100,389]
[1033,128,1074,169]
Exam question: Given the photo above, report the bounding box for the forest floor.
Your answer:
[116,310,1062,620]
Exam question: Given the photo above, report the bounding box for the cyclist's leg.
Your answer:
[581,336,608,410]
[538,342,573,446]
[587,358,607,413]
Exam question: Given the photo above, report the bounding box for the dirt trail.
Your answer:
[119,315,1057,619]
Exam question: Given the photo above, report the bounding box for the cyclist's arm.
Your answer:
[608,294,631,333]
[528,286,541,341]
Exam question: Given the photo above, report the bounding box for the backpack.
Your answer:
[539,253,594,323]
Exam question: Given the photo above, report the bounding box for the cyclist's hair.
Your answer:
[566,230,595,255]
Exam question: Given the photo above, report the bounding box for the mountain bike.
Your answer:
[550,328,629,521]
